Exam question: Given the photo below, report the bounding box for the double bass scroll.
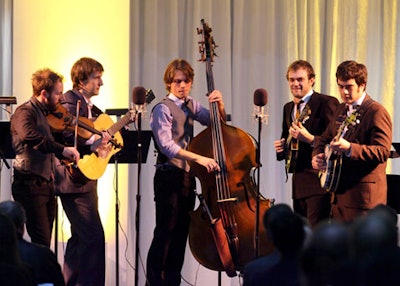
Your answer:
[188,19,274,275]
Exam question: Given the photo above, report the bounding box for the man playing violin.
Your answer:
[274,60,339,227]
[11,68,80,247]
[54,57,111,286]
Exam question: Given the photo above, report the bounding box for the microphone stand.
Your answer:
[134,110,142,286]
[254,110,263,258]
[115,153,120,286]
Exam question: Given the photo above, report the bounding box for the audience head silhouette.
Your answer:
[0,213,19,264]
[0,200,26,239]
[352,208,398,258]
[0,200,64,286]
[265,204,305,257]
[300,219,352,286]
[0,213,33,285]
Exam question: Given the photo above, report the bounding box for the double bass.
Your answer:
[188,19,274,276]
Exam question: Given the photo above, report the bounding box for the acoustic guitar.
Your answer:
[319,110,360,192]
[75,91,155,181]
[285,104,311,174]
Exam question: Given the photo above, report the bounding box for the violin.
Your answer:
[47,104,102,139]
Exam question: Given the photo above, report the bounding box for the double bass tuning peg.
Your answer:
[198,46,206,61]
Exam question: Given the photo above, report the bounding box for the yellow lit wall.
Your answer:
[13,0,130,243]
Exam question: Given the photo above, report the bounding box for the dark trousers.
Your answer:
[293,193,332,227]
[59,189,105,286]
[331,200,368,222]
[12,171,55,247]
[146,166,196,286]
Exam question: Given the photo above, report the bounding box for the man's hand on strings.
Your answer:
[197,156,221,173]
[330,138,351,155]
[90,131,113,158]
[290,122,314,144]
[312,153,326,171]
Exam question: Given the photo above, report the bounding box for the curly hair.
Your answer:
[31,68,64,96]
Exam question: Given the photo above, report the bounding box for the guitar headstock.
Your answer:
[197,19,218,62]
[298,105,312,124]
[335,110,360,140]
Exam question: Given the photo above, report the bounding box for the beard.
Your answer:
[45,99,58,112]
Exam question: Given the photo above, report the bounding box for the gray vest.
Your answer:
[155,98,194,172]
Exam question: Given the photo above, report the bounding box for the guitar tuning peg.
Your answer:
[197,28,202,35]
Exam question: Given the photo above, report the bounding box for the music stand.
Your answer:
[0,121,15,168]
[110,129,152,164]
[108,128,152,286]
[391,143,400,158]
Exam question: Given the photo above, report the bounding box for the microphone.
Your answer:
[132,86,147,106]
[131,86,156,118]
[253,88,268,124]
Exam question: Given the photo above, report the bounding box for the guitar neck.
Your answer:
[286,133,293,149]
[107,111,134,136]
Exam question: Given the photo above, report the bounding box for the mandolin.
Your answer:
[285,104,311,174]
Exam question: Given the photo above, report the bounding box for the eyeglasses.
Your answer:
[172,79,191,84]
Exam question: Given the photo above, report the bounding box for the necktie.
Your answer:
[181,100,193,145]
[87,101,93,119]
[346,104,359,116]
[295,100,303,120]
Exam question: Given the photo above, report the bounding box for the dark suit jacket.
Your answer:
[18,238,65,286]
[243,249,281,286]
[313,95,392,209]
[277,92,339,199]
[54,89,101,194]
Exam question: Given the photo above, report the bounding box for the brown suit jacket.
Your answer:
[277,92,339,199]
[313,95,392,209]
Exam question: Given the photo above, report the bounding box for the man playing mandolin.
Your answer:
[274,60,339,227]
[312,60,392,222]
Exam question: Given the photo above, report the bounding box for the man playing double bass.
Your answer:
[147,58,225,286]
[274,60,339,227]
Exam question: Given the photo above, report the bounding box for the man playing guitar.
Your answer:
[274,60,339,227]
